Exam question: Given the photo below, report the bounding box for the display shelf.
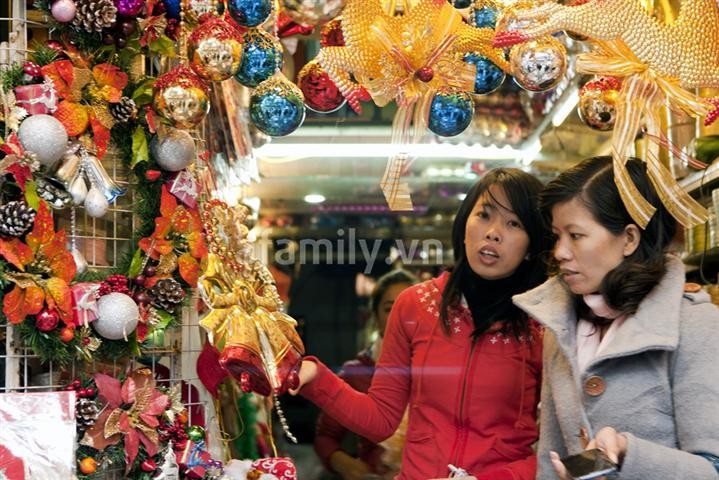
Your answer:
[678,162,719,195]
[683,246,719,267]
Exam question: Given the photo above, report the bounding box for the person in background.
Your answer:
[513,156,719,479]
[292,168,552,480]
[314,269,418,480]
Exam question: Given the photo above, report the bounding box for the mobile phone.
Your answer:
[560,448,619,480]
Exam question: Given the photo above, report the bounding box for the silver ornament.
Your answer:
[70,176,88,205]
[280,0,345,25]
[17,114,69,167]
[509,38,567,92]
[151,129,197,172]
[84,185,110,218]
[93,292,139,340]
[71,246,88,274]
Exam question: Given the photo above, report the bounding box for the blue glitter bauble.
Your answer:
[464,53,505,95]
[448,0,472,8]
[228,0,272,27]
[468,5,498,28]
[428,91,474,137]
[250,78,306,137]
[235,29,283,88]
[162,0,181,18]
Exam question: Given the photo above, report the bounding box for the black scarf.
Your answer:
[459,261,529,338]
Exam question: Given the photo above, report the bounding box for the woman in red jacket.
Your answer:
[314,269,418,479]
[294,168,550,480]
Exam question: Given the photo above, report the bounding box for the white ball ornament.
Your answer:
[151,129,196,172]
[93,292,139,340]
[17,115,68,168]
[84,185,109,217]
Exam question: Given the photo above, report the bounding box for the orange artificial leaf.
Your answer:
[153,217,172,239]
[93,64,129,100]
[25,202,54,253]
[159,186,178,218]
[46,234,77,283]
[178,253,200,287]
[40,60,75,99]
[187,232,207,259]
[45,277,73,324]
[3,284,44,324]
[0,237,33,270]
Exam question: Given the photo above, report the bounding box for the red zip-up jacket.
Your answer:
[314,348,388,474]
[301,273,542,480]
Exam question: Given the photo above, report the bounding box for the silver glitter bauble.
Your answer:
[509,38,567,92]
[17,114,69,167]
[280,0,345,26]
[84,185,110,218]
[151,129,196,172]
[93,292,139,340]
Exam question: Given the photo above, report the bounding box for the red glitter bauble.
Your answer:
[296,60,345,113]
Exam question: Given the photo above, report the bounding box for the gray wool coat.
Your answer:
[513,256,719,480]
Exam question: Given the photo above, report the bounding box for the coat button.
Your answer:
[584,375,605,396]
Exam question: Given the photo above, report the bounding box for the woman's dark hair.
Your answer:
[539,156,677,317]
[370,269,418,317]
[440,168,550,338]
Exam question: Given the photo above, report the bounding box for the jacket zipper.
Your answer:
[451,338,478,469]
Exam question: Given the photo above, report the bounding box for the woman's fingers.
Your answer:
[549,451,571,480]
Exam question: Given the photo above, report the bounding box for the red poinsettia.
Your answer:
[0,132,33,191]
[0,202,76,324]
[81,369,169,472]
[138,186,207,287]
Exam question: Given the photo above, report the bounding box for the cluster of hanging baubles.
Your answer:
[153,0,306,138]
[153,0,618,140]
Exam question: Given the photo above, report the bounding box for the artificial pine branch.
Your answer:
[30,43,59,66]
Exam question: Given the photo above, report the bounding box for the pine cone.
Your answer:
[109,97,137,123]
[72,0,117,33]
[76,398,100,432]
[150,278,186,313]
[0,201,35,237]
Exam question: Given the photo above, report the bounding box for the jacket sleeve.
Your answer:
[313,361,374,471]
[314,409,349,470]
[536,331,569,480]
[474,455,537,480]
[300,291,413,443]
[619,301,719,479]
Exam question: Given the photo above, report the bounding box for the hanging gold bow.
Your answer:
[317,0,507,210]
[494,0,719,228]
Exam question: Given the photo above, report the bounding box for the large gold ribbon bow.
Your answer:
[578,40,711,228]
[368,0,505,210]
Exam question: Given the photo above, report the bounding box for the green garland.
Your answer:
[17,317,75,365]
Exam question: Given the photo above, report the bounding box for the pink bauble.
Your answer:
[51,0,77,22]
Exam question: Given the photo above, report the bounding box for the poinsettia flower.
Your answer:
[0,202,76,324]
[0,132,33,191]
[139,186,207,287]
[82,369,169,472]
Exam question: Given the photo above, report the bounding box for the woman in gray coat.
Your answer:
[513,156,719,479]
